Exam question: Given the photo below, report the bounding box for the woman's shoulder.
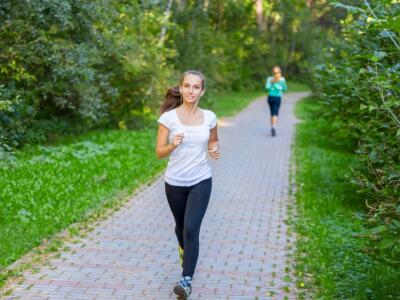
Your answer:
[158,108,177,124]
[160,108,176,118]
[166,107,177,114]
[201,108,216,118]
[201,109,217,128]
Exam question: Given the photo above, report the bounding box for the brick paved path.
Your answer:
[3,92,308,300]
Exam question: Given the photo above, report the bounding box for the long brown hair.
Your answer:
[159,70,206,114]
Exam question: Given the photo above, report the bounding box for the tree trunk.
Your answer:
[159,0,173,44]
[255,0,266,31]
[203,0,209,12]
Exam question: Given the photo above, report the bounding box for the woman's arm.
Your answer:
[156,124,183,159]
[208,125,220,160]
[281,78,288,92]
[265,77,272,90]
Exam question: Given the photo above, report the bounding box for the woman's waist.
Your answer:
[268,94,282,100]
[165,163,211,180]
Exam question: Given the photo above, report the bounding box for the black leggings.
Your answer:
[165,177,212,278]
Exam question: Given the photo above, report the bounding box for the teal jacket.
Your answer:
[265,76,287,97]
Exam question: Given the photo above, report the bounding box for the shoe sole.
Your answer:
[173,285,189,299]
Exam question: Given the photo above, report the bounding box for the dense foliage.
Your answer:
[313,0,400,265]
[0,0,333,150]
[0,1,173,149]
[295,97,400,299]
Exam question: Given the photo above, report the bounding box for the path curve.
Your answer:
[4,92,308,300]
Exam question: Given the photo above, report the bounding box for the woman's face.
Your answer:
[180,74,204,104]
[273,68,281,77]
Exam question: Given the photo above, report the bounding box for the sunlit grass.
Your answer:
[286,80,310,93]
[207,91,264,117]
[0,129,166,270]
[294,97,400,299]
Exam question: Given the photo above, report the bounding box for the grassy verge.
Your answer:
[286,80,310,93]
[0,130,166,270]
[294,97,400,299]
[0,90,262,286]
[208,91,264,117]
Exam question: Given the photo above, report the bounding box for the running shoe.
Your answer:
[173,279,192,299]
[271,128,276,137]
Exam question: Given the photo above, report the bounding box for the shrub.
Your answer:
[313,0,400,264]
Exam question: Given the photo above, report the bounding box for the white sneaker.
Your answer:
[173,279,192,299]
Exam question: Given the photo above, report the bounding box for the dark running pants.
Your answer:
[165,177,212,278]
[267,95,282,116]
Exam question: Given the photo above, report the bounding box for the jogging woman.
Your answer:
[265,66,287,137]
[156,70,220,299]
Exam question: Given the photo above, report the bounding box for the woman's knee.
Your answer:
[183,225,199,241]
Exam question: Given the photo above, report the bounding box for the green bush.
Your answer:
[294,97,400,299]
[312,1,400,264]
[0,1,175,148]
[0,1,110,147]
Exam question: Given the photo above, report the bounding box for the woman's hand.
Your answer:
[208,142,220,160]
[171,133,185,148]
[157,125,183,159]
[272,75,282,83]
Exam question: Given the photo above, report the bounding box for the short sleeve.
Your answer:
[158,111,171,129]
[209,111,217,129]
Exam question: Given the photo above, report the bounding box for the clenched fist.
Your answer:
[208,142,220,160]
[171,133,185,148]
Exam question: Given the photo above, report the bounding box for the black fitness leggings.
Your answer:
[165,177,212,278]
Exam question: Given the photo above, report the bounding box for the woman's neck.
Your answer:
[179,102,199,115]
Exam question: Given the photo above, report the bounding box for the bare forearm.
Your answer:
[156,144,176,159]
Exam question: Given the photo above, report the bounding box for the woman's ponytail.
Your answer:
[159,86,181,115]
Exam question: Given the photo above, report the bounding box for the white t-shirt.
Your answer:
[158,108,217,186]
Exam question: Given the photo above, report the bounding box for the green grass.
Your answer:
[0,130,167,270]
[0,90,263,283]
[207,91,264,117]
[294,97,400,299]
[286,80,310,93]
